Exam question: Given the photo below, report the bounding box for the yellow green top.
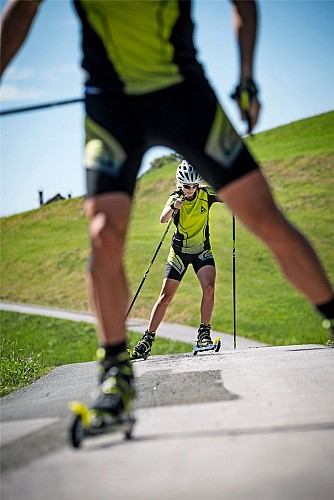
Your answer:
[74,0,204,94]
[166,186,219,254]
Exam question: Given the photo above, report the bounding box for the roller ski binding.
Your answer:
[193,323,221,356]
[69,348,135,448]
[131,330,155,360]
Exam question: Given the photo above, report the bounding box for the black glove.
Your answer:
[231,78,258,133]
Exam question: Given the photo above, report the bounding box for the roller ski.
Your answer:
[69,348,135,448]
[131,331,155,360]
[193,323,221,356]
[69,401,135,448]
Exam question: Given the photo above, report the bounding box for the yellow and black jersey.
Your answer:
[165,186,220,254]
[74,0,205,95]
[76,0,259,199]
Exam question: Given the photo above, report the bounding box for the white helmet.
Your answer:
[176,160,202,184]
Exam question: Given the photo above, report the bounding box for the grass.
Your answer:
[1,112,333,394]
[246,111,334,161]
[1,198,90,310]
[0,310,191,396]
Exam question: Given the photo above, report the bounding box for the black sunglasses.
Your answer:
[182,183,199,189]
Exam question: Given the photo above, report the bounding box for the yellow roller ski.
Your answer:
[192,337,221,356]
[68,400,135,448]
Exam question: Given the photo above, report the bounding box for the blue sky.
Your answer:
[1,0,333,217]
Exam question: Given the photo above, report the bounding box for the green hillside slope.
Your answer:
[246,111,334,161]
[1,112,333,346]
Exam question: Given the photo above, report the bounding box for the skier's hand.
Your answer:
[173,198,184,210]
[231,78,260,135]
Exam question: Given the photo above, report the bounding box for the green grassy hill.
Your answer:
[246,111,334,161]
[1,111,333,346]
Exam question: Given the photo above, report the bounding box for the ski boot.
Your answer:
[322,319,334,347]
[197,323,213,347]
[131,331,155,360]
[193,323,221,355]
[92,347,135,413]
[69,348,135,448]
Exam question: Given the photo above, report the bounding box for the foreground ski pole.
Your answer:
[0,97,84,117]
[232,214,237,349]
[126,200,183,319]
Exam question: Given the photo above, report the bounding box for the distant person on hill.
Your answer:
[1,1,333,424]
[132,161,221,360]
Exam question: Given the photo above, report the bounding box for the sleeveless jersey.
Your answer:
[73,0,205,95]
[166,186,219,254]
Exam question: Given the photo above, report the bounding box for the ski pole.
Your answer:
[0,97,84,117]
[232,214,237,349]
[126,199,183,319]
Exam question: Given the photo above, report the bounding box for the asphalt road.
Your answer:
[1,303,334,500]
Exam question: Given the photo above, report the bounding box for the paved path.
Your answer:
[0,301,265,349]
[1,302,333,500]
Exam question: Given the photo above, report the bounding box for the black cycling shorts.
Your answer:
[164,247,215,282]
[84,76,259,198]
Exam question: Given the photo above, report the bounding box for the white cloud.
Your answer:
[42,63,81,83]
[0,62,81,103]
[0,84,46,103]
[4,62,80,86]
[4,66,34,81]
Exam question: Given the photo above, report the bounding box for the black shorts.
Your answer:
[84,76,259,198]
[164,247,215,282]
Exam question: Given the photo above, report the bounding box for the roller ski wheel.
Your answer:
[192,337,221,356]
[68,401,135,448]
[70,414,84,448]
